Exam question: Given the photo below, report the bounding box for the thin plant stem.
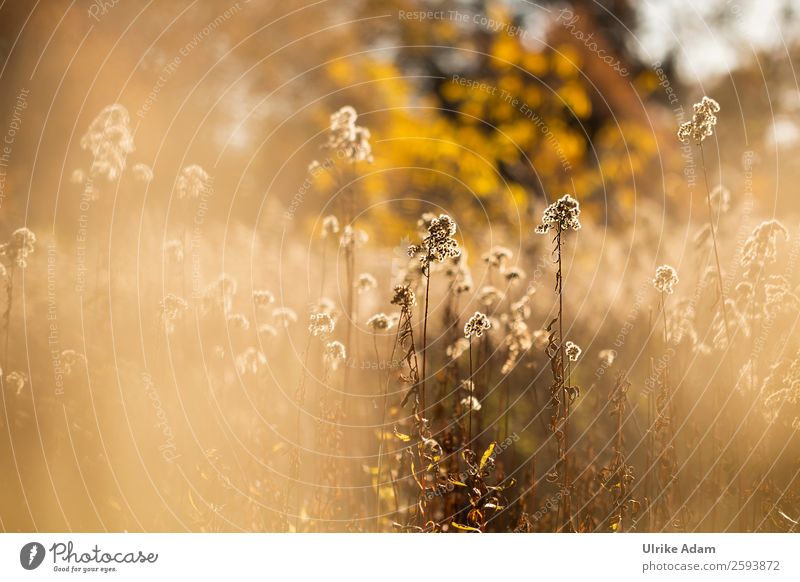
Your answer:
[468,337,473,446]
[699,144,731,346]
[556,228,570,531]
[375,325,401,532]
[3,266,14,370]
[290,332,313,532]
[700,142,730,533]
[420,270,431,419]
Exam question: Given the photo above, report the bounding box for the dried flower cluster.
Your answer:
[309,312,335,337]
[324,340,347,370]
[272,307,298,328]
[176,164,211,200]
[235,348,267,375]
[534,194,582,234]
[160,294,188,334]
[464,311,491,339]
[132,163,154,182]
[390,284,416,308]
[80,104,135,180]
[339,225,368,250]
[482,246,513,268]
[460,395,482,412]
[253,290,276,308]
[677,96,720,144]
[356,273,377,294]
[742,220,789,279]
[565,340,582,362]
[366,313,392,330]
[321,215,340,239]
[653,265,679,294]
[202,273,237,315]
[0,227,37,268]
[325,105,373,163]
[408,214,461,274]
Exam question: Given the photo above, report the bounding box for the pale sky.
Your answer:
[635,0,800,80]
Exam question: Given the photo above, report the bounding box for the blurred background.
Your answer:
[1,0,799,532]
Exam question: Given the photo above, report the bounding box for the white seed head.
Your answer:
[535,194,581,234]
[653,264,679,294]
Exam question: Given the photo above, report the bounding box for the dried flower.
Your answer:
[677,96,720,144]
[390,284,416,308]
[235,348,267,375]
[763,276,800,318]
[598,349,616,366]
[324,340,347,370]
[653,265,679,294]
[366,313,392,330]
[309,312,335,337]
[132,163,153,182]
[742,220,789,278]
[80,104,135,180]
[339,225,368,249]
[59,350,85,375]
[321,215,340,239]
[325,105,373,163]
[504,267,526,283]
[482,246,513,268]
[272,307,298,328]
[311,297,337,316]
[356,273,377,294]
[460,395,482,412]
[227,313,250,331]
[202,273,237,315]
[565,340,582,361]
[447,337,470,360]
[762,349,800,427]
[502,319,532,374]
[160,294,188,334]
[160,301,186,335]
[534,194,581,234]
[460,379,475,393]
[444,252,473,294]
[408,213,461,274]
[253,290,276,308]
[510,295,532,320]
[5,371,27,395]
[464,311,491,339]
[257,323,278,337]
[477,285,504,307]
[709,184,731,213]
[0,227,37,268]
[176,164,211,200]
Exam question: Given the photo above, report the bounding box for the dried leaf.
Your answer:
[480,442,496,471]
[450,522,481,533]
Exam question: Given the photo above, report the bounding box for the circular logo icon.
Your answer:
[20,542,46,570]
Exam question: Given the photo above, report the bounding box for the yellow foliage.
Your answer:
[558,82,592,118]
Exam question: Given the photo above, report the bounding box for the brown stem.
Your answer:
[420,270,431,420]
[468,337,473,446]
[699,143,728,533]
[3,266,14,370]
[700,144,731,346]
[374,328,400,532]
[556,229,571,531]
